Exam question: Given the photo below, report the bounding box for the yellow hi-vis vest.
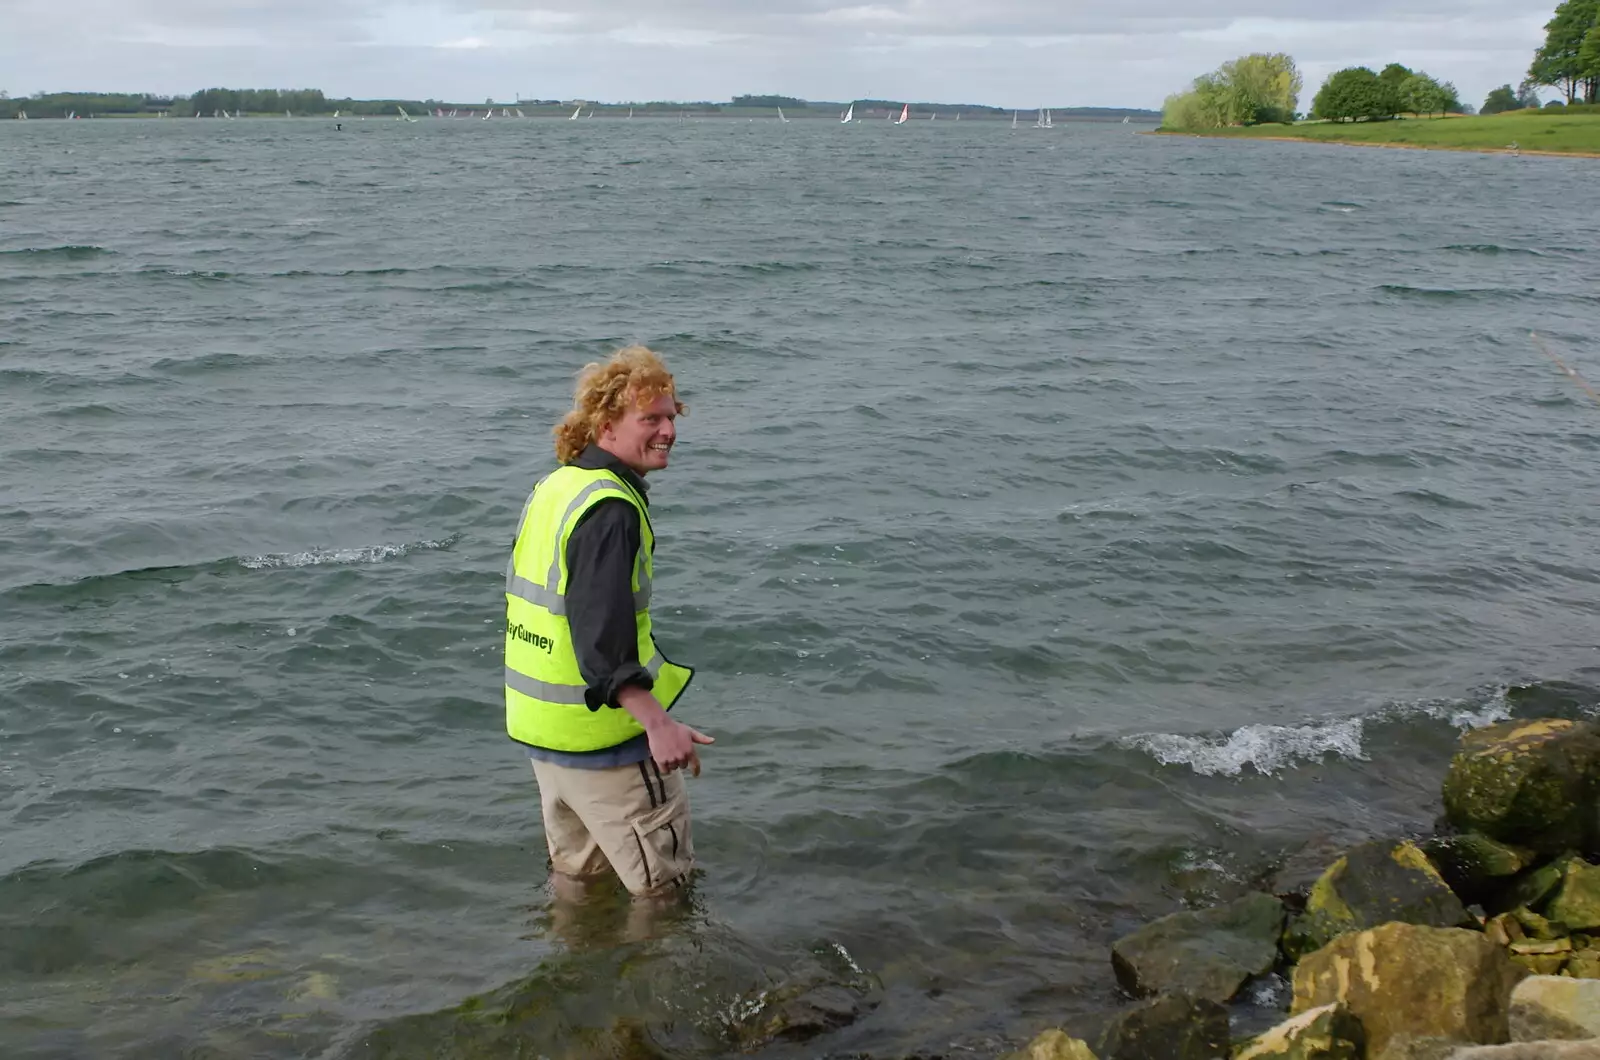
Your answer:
[504,464,693,752]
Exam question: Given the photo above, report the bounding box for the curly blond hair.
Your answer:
[553,346,687,463]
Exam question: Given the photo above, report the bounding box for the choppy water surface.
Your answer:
[4,117,1600,1058]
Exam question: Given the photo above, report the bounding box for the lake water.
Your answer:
[3,115,1600,1059]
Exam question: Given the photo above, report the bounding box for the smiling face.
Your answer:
[596,392,678,475]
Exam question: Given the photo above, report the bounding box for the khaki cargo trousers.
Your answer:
[530,758,694,897]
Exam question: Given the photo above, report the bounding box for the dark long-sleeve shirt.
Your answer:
[524,444,654,767]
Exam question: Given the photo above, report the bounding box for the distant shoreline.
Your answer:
[1148,112,1600,159]
[1151,130,1600,159]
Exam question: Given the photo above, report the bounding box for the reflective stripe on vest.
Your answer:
[504,465,693,752]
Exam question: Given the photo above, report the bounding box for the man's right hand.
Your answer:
[646,718,715,776]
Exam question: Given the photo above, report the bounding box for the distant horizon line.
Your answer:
[3,90,1161,114]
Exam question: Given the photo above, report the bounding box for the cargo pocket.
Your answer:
[628,795,692,895]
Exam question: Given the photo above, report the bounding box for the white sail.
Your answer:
[841,103,853,123]
[1011,110,1018,129]
[777,106,789,123]
[895,103,908,124]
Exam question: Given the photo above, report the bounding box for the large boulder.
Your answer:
[1508,975,1600,1041]
[1005,1028,1099,1059]
[1235,1003,1365,1060]
[1292,922,1526,1060]
[1094,994,1229,1060]
[1546,859,1600,931]
[1282,840,1472,961]
[1110,892,1285,1003]
[1441,719,1600,854]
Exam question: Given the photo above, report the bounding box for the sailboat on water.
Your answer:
[840,103,854,123]
[894,103,909,124]
[777,106,790,123]
[570,104,582,120]
[1011,110,1018,129]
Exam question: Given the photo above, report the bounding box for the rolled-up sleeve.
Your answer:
[563,500,653,710]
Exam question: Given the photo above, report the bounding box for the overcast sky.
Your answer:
[1,0,1554,110]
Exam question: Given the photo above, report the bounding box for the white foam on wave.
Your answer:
[1126,717,1368,777]
[1125,686,1518,778]
[238,537,453,570]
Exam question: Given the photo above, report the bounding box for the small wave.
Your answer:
[1319,201,1361,212]
[1375,284,1530,301]
[1125,689,1519,778]
[0,245,109,259]
[238,536,457,570]
[1125,718,1367,777]
[1394,488,1483,510]
[139,267,233,281]
[151,351,262,374]
[734,261,824,274]
[1443,243,1542,256]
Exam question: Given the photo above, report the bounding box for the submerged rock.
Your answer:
[1508,975,1600,1041]
[1235,1003,1365,1060]
[1441,719,1600,855]
[1094,993,1229,1060]
[1110,892,1284,1003]
[1282,840,1472,961]
[1005,1028,1099,1059]
[724,980,867,1050]
[1292,922,1526,1060]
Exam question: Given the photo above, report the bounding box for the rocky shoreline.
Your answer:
[1006,718,1600,1060]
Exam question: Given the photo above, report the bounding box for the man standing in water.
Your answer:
[505,345,712,899]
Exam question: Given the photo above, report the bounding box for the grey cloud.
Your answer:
[0,0,1558,107]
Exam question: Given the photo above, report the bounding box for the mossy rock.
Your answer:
[1095,993,1229,1060]
[1495,854,1580,915]
[1546,859,1600,931]
[1110,892,1285,1003]
[1292,923,1527,1060]
[1235,1003,1365,1060]
[1005,1028,1099,1059]
[1421,833,1533,905]
[1441,719,1600,855]
[1282,840,1472,961]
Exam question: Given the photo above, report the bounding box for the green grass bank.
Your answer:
[1157,109,1600,157]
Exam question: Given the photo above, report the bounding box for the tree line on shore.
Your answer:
[1163,0,1600,129]
[0,89,1157,121]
